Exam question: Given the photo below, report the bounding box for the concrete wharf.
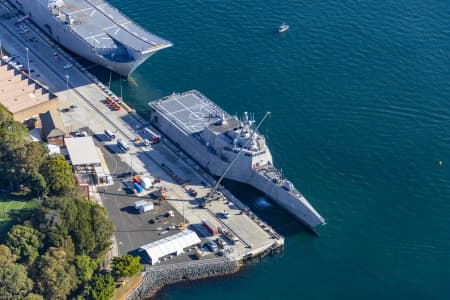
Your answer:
[0,1,285,293]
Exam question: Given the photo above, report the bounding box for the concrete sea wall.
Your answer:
[127,258,241,300]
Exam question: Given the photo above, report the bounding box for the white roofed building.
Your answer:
[139,230,201,265]
[65,136,106,184]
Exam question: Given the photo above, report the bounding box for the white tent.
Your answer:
[139,230,201,265]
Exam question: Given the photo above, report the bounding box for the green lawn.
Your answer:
[0,192,40,237]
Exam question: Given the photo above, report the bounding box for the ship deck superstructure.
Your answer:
[10,0,172,75]
[49,0,172,58]
[152,91,232,135]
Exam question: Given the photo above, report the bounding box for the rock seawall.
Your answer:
[127,258,240,300]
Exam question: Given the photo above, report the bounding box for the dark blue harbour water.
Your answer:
[98,1,450,299]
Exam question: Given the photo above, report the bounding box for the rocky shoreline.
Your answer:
[127,257,241,300]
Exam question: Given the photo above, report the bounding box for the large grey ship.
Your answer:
[150,90,326,231]
[11,0,172,76]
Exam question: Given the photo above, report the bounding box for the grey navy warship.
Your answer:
[10,0,172,76]
[150,90,326,231]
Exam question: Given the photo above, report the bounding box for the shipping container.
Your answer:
[202,219,218,235]
[133,175,141,185]
[133,182,143,193]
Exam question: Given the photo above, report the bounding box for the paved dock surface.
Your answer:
[0,1,283,263]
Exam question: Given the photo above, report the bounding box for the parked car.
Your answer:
[216,238,226,249]
[117,139,129,152]
[206,240,218,252]
[104,129,115,140]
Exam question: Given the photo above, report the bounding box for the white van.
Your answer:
[104,129,115,140]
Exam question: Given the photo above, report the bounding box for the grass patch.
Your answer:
[0,192,40,238]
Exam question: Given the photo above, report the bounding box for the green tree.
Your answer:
[23,142,48,175]
[25,294,44,300]
[40,154,75,196]
[0,103,13,125]
[111,254,142,280]
[13,142,48,187]
[0,262,34,300]
[34,248,78,300]
[33,195,113,259]
[0,120,29,190]
[86,273,115,300]
[6,225,43,265]
[0,247,36,300]
[0,244,16,266]
[72,200,96,255]
[75,255,98,283]
[0,105,47,192]
[91,206,114,258]
[29,172,48,198]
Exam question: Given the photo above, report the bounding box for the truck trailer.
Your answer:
[202,219,218,236]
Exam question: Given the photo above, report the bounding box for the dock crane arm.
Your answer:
[204,111,272,204]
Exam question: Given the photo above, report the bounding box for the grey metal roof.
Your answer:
[150,90,232,135]
[53,0,172,53]
[39,110,66,138]
[65,136,102,166]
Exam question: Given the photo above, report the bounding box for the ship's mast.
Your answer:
[203,111,271,205]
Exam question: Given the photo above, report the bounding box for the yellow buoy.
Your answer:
[439,160,443,166]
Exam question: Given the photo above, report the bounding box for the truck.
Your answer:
[202,219,218,236]
[139,203,154,213]
[134,200,153,213]
[224,231,240,244]
[144,127,161,144]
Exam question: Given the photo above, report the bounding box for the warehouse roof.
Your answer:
[0,60,57,115]
[65,136,102,166]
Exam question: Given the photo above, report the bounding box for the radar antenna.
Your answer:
[202,111,272,206]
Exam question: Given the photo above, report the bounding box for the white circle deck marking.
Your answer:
[189,111,205,121]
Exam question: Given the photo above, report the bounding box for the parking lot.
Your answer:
[98,137,232,265]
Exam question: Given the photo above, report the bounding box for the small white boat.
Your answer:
[278,23,289,33]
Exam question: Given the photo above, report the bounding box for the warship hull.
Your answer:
[150,91,326,231]
[11,0,171,76]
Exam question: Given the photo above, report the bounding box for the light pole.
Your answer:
[25,47,31,80]
[183,200,185,228]
[130,152,134,183]
[65,74,70,103]
[85,107,91,135]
